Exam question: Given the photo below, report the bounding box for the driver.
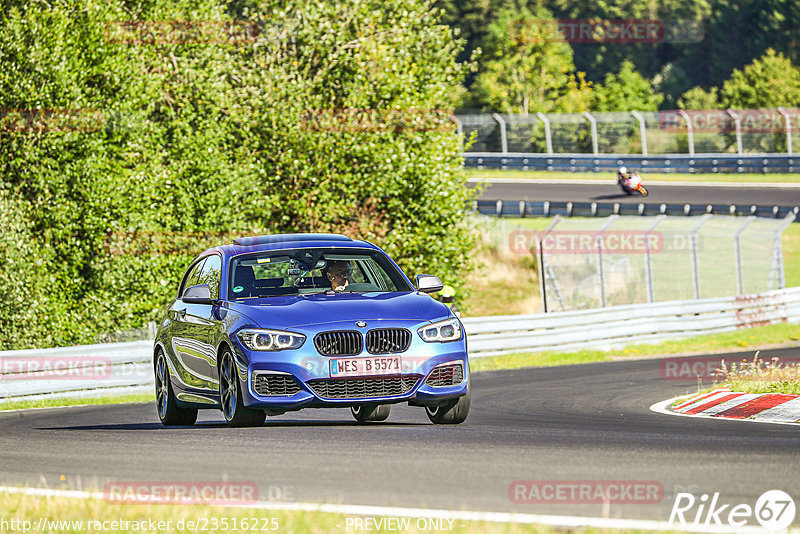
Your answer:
[324,260,352,291]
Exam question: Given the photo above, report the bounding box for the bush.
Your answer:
[0,0,475,349]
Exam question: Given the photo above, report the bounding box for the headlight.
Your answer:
[237,329,305,351]
[418,318,462,343]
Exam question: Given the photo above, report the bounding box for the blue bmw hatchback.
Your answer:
[153,233,470,427]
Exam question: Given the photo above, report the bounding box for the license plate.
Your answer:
[330,356,401,377]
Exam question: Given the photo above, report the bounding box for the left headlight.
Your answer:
[237,328,305,351]
[418,318,463,343]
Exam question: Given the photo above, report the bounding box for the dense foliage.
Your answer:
[437,0,800,111]
[0,0,475,349]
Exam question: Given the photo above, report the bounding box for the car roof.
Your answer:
[208,233,379,259]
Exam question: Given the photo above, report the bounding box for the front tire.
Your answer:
[351,404,391,423]
[155,350,197,426]
[219,350,265,428]
[639,185,648,197]
[425,380,471,425]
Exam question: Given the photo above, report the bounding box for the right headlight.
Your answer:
[237,328,305,351]
[418,318,463,343]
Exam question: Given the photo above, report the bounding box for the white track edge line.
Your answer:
[0,485,770,533]
[650,396,800,427]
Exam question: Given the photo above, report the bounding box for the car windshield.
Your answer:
[229,248,413,299]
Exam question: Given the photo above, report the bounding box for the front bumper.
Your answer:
[232,325,469,410]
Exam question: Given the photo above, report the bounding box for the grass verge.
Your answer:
[0,392,152,412]
[470,322,800,373]
[0,491,669,533]
[466,169,800,184]
[711,352,800,395]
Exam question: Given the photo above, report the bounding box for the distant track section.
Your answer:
[464,153,798,173]
[472,180,800,221]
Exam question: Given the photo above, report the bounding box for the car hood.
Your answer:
[227,291,452,330]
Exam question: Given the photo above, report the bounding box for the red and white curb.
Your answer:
[651,388,800,426]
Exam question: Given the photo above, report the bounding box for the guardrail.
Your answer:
[462,287,800,357]
[475,199,800,221]
[0,341,152,402]
[464,153,798,173]
[2,287,799,400]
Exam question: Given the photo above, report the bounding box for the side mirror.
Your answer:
[183,284,213,304]
[416,274,443,294]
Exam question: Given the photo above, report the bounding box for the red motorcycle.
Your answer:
[618,171,648,197]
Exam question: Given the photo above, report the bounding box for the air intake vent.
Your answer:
[307,376,420,399]
[425,363,464,387]
[253,373,302,396]
[314,331,363,356]
[365,328,412,354]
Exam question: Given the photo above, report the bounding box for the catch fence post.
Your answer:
[733,217,755,295]
[777,107,793,155]
[678,110,694,156]
[595,215,618,307]
[644,216,665,303]
[690,214,712,299]
[631,111,647,156]
[492,113,508,154]
[726,109,742,155]
[536,112,553,155]
[584,111,599,155]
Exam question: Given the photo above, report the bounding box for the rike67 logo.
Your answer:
[670,490,796,530]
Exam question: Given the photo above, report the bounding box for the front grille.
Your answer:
[365,328,412,354]
[425,363,464,387]
[253,373,302,396]
[314,331,363,356]
[307,376,420,399]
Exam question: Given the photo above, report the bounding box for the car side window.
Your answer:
[197,255,222,299]
[179,258,207,297]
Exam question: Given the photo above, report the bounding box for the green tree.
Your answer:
[720,48,800,108]
[471,6,593,114]
[593,60,663,111]
[677,86,720,109]
[0,0,476,348]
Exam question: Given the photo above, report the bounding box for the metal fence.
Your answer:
[456,108,798,155]
[526,214,795,312]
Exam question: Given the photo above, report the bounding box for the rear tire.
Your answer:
[155,350,197,426]
[219,350,265,428]
[425,379,470,425]
[351,404,391,423]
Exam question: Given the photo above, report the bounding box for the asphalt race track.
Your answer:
[475,180,800,207]
[2,348,800,523]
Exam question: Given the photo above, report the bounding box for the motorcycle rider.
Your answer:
[617,166,629,186]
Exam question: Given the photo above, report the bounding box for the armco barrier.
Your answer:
[462,287,800,357]
[464,153,797,174]
[1,287,799,400]
[0,341,152,402]
[475,199,800,221]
